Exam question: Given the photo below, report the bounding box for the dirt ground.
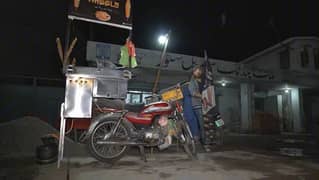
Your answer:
[1,147,319,180]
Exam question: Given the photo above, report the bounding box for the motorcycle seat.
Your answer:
[124,103,145,113]
[125,112,152,125]
[101,108,123,113]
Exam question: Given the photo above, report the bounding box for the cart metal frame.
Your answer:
[57,65,130,167]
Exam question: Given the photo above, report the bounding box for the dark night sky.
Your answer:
[1,0,318,78]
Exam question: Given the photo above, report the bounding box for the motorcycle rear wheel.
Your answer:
[88,118,130,163]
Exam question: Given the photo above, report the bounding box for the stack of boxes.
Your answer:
[202,111,221,145]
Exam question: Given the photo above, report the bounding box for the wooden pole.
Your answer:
[63,19,72,70]
[56,38,64,63]
[64,37,78,65]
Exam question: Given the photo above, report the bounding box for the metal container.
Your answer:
[63,66,130,118]
[64,76,94,118]
[93,78,127,99]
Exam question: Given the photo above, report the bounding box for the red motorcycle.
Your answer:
[83,85,196,163]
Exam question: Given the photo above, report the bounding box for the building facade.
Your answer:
[242,37,319,134]
[88,37,319,134]
[1,37,318,136]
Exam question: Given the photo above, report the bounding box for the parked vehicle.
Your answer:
[57,65,196,166]
[85,91,196,163]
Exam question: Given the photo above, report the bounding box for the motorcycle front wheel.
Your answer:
[179,119,197,159]
[88,117,130,163]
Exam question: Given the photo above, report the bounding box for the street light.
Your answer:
[153,31,171,93]
[158,34,168,45]
[221,82,226,87]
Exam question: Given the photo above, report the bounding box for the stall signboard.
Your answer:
[202,86,216,115]
[69,0,133,30]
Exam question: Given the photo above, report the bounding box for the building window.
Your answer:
[125,90,152,104]
[314,48,319,69]
[300,47,309,68]
[280,49,290,69]
[254,97,265,112]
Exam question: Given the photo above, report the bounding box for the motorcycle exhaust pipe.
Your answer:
[96,140,146,146]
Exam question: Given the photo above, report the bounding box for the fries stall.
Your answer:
[57,0,133,167]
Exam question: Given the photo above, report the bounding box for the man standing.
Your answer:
[188,66,205,144]
[182,83,200,141]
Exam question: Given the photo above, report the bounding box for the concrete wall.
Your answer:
[247,48,284,71]
[0,82,244,132]
[243,38,319,89]
[303,95,319,135]
[215,87,241,131]
[86,41,237,73]
[245,38,319,74]
[240,84,255,132]
[289,39,319,73]
[241,38,319,133]
[264,96,278,116]
[290,88,303,132]
[277,95,283,131]
[0,84,64,124]
[312,100,319,140]
[86,41,279,83]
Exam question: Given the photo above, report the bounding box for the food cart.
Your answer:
[57,0,133,167]
[58,65,131,167]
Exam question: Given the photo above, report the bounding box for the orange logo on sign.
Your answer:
[88,0,120,8]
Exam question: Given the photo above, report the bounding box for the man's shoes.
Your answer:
[203,145,211,152]
[194,136,201,144]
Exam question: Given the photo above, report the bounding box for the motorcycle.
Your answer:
[84,85,197,163]
[57,65,204,167]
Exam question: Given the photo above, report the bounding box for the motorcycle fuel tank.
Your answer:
[125,101,173,126]
[141,101,173,114]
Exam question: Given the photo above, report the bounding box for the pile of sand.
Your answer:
[0,116,87,158]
